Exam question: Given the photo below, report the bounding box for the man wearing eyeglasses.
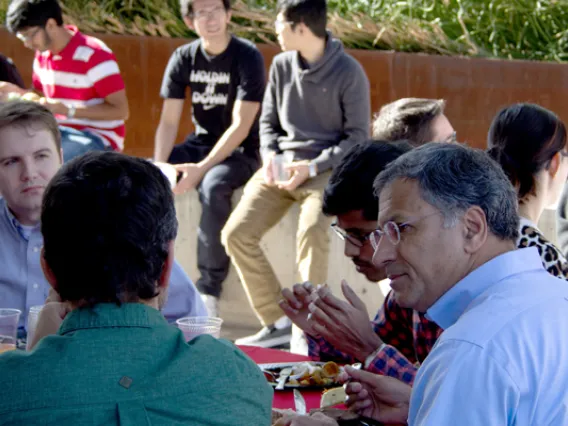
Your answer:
[154,0,266,318]
[2,0,129,162]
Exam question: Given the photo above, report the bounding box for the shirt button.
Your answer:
[33,283,39,289]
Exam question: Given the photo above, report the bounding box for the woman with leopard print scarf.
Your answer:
[487,103,568,280]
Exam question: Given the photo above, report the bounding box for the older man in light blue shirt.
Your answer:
[410,246,568,424]
[329,143,568,426]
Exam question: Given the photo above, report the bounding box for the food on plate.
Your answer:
[320,387,346,408]
[21,92,42,102]
[265,361,342,388]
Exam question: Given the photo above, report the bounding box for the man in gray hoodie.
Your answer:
[222,0,370,349]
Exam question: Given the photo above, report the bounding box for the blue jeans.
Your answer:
[59,126,107,163]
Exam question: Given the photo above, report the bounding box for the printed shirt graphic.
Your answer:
[160,36,265,151]
[32,26,126,150]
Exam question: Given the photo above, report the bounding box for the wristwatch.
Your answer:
[308,161,318,178]
[67,105,76,119]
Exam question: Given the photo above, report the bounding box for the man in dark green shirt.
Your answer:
[0,150,273,425]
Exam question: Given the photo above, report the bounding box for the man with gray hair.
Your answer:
[331,143,568,425]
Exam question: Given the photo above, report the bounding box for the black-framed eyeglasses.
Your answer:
[16,27,43,43]
[330,222,373,248]
[370,211,440,251]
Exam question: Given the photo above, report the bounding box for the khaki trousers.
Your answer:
[222,169,332,326]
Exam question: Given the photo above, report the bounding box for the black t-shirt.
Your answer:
[160,36,265,152]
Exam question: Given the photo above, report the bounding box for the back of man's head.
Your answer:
[372,98,447,146]
[6,0,63,33]
[277,0,327,39]
[374,142,519,242]
[41,151,178,305]
[323,140,413,221]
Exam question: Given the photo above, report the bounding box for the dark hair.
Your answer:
[180,0,231,17]
[277,0,327,39]
[372,98,446,146]
[0,101,61,151]
[323,140,413,220]
[41,152,178,305]
[374,143,519,241]
[6,0,63,33]
[487,103,567,200]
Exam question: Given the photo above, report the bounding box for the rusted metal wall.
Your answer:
[4,28,568,157]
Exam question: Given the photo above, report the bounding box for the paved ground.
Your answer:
[220,320,257,342]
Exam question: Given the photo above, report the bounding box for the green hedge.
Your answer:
[2,0,568,62]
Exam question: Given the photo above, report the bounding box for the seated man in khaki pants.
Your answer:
[222,0,370,350]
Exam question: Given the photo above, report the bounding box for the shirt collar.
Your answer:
[59,303,168,335]
[426,247,543,330]
[1,198,40,241]
[47,25,81,59]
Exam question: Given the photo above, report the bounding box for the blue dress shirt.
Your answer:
[409,247,568,425]
[0,198,207,329]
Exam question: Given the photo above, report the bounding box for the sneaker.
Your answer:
[235,325,292,348]
[200,294,219,318]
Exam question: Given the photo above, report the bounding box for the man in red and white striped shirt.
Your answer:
[1,0,129,161]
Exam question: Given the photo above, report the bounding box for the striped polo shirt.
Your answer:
[32,26,126,150]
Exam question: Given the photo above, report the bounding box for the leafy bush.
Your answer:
[1,0,567,62]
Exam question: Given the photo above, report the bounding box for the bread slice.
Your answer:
[320,386,346,408]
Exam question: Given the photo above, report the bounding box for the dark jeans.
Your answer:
[169,134,260,298]
[59,126,107,163]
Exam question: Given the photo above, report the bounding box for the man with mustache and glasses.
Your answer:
[0,101,207,339]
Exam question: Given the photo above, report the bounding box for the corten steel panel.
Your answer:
[3,28,568,157]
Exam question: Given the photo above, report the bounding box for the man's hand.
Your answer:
[308,280,383,362]
[277,161,310,191]
[275,412,339,426]
[279,282,320,337]
[28,301,72,350]
[341,366,411,424]
[173,163,205,194]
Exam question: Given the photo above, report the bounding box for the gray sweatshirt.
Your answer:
[260,35,371,173]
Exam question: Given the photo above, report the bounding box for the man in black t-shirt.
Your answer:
[155,0,266,317]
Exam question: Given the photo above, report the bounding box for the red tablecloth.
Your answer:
[240,345,327,411]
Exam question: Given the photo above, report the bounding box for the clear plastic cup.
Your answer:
[272,151,294,182]
[26,305,44,351]
[176,316,223,342]
[0,309,21,354]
